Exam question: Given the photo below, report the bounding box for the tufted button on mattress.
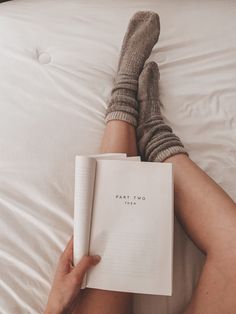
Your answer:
[37,51,51,64]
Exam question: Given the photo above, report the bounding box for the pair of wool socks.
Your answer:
[105,11,188,162]
[105,11,160,127]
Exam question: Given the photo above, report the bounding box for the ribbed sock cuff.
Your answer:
[153,146,188,162]
[105,111,137,127]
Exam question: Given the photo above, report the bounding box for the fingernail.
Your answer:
[93,255,101,263]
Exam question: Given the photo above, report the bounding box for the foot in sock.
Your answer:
[105,11,160,126]
[137,62,188,162]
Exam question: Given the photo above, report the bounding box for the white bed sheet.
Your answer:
[0,0,235,313]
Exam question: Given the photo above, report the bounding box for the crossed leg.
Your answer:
[73,9,236,312]
[73,121,136,314]
[169,154,236,313]
[135,61,236,313]
[101,121,236,314]
[75,118,236,314]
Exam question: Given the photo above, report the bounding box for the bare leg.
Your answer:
[100,120,138,156]
[74,120,136,314]
[74,9,160,312]
[165,154,236,313]
[136,61,236,313]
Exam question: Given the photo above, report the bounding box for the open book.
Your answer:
[73,153,173,295]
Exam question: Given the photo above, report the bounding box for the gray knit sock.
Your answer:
[105,11,160,126]
[137,62,188,162]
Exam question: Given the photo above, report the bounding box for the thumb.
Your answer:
[57,237,73,274]
[71,255,101,283]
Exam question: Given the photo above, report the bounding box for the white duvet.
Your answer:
[0,0,235,313]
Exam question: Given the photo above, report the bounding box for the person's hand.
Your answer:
[45,237,101,314]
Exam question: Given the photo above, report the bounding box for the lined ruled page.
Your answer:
[73,154,137,288]
[73,157,96,269]
[87,160,173,295]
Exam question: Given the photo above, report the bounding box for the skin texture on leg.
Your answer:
[74,289,133,314]
[100,120,138,156]
[75,123,236,313]
[73,120,137,314]
[166,154,236,255]
[165,154,236,314]
[183,255,236,314]
[136,56,236,313]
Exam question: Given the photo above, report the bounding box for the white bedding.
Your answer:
[0,0,235,313]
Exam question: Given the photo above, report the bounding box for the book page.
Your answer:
[89,153,140,161]
[86,160,173,295]
[89,153,127,160]
[73,154,128,265]
[73,157,96,272]
[126,156,141,161]
[73,154,136,288]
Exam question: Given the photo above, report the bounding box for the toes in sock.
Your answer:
[105,11,160,126]
[137,62,188,162]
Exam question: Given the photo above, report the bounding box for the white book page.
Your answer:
[89,153,127,159]
[73,154,136,288]
[127,156,141,161]
[73,156,97,287]
[74,154,127,262]
[86,160,173,295]
[88,153,140,161]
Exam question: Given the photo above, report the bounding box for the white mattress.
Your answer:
[0,0,236,313]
